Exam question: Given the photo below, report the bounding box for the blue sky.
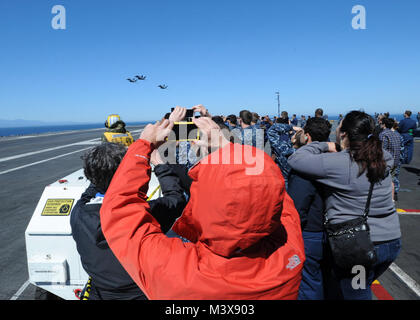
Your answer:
[0,0,419,123]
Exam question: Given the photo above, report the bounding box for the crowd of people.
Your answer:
[70,105,419,300]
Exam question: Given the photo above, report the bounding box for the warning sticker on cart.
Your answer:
[41,199,74,216]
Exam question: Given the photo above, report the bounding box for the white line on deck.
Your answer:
[4,135,36,140]
[389,263,420,298]
[10,280,30,300]
[0,147,91,176]
[0,128,105,141]
[398,212,420,216]
[0,139,101,163]
[0,129,144,175]
[0,129,142,163]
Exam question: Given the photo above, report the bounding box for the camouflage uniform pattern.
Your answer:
[231,126,265,150]
[267,123,295,186]
[394,134,405,194]
[176,141,199,169]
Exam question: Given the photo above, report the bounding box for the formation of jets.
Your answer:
[126,74,167,89]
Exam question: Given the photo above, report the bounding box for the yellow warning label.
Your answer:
[41,199,74,216]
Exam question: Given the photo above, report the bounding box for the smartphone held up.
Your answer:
[166,108,200,141]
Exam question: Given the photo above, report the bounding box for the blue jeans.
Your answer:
[325,238,401,300]
[298,231,326,300]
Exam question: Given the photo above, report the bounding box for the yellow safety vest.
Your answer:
[103,131,134,147]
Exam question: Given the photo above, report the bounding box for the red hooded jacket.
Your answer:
[100,139,304,299]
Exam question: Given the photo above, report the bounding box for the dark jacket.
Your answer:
[70,164,188,300]
[287,171,325,232]
[148,164,189,233]
[71,185,146,300]
[398,118,416,135]
[161,164,192,198]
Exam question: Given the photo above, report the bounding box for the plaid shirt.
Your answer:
[379,128,402,168]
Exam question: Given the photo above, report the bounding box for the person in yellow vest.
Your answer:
[102,114,134,147]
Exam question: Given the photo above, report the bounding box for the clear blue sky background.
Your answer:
[0,0,419,123]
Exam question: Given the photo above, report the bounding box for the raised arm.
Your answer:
[287,142,330,179]
[148,164,187,233]
[267,124,295,161]
[100,120,195,299]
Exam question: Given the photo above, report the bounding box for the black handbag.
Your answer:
[324,183,377,272]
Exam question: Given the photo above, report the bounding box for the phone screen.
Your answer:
[168,122,200,141]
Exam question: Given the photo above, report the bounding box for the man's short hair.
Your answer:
[82,142,127,193]
[239,110,253,125]
[303,117,331,142]
[226,114,237,125]
[383,117,395,129]
[212,116,229,130]
[315,108,323,117]
[276,117,289,124]
[251,112,259,123]
[405,110,412,117]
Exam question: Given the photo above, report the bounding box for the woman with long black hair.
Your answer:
[287,110,401,300]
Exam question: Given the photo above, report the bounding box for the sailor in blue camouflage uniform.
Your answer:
[267,118,298,188]
[394,133,405,198]
[231,110,266,150]
[175,141,199,169]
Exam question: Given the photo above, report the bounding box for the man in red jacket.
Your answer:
[100,113,305,300]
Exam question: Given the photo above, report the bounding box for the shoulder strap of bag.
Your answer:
[324,182,374,225]
[363,182,375,218]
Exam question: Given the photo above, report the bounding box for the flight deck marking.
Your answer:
[1,127,106,140]
[0,139,101,163]
[0,129,144,175]
[0,129,143,163]
[10,280,30,300]
[397,209,420,216]
[371,280,394,300]
[0,147,92,175]
[389,263,420,298]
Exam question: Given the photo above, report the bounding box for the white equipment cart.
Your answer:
[25,168,161,300]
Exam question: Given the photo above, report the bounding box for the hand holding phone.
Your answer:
[169,107,187,123]
[167,107,200,141]
[140,119,174,147]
